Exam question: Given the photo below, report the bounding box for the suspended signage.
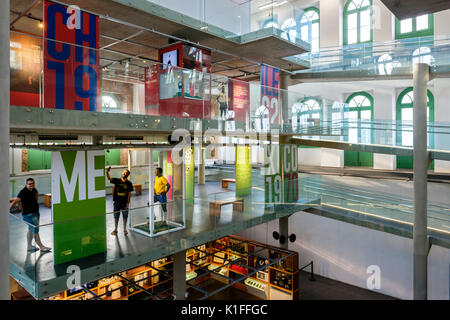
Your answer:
[228,79,250,122]
[10,32,42,107]
[260,64,280,125]
[44,1,99,111]
[282,144,299,203]
[185,147,195,204]
[236,146,252,197]
[52,150,106,264]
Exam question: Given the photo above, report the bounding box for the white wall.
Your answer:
[237,211,450,300]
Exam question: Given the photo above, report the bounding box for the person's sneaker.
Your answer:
[111,230,118,236]
[27,246,39,252]
[40,246,51,253]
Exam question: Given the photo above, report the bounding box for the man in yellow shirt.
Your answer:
[154,167,170,222]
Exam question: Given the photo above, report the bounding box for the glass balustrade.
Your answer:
[10,171,450,298]
[289,35,450,75]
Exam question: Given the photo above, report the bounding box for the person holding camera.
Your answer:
[106,167,134,236]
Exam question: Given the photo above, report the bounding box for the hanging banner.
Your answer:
[10,32,42,107]
[44,1,99,111]
[228,79,250,122]
[52,150,106,264]
[264,144,281,204]
[185,147,195,204]
[260,64,279,125]
[282,144,299,203]
[236,146,252,197]
[164,151,173,201]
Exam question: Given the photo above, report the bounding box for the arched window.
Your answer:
[102,94,120,113]
[292,97,321,132]
[377,54,393,75]
[344,91,374,166]
[343,0,372,45]
[396,87,434,169]
[299,7,320,52]
[255,105,270,131]
[412,47,434,66]
[281,18,297,43]
[395,14,433,39]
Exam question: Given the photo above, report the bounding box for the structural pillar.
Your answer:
[198,144,205,185]
[413,63,429,300]
[279,71,290,127]
[173,249,187,300]
[0,0,10,300]
[279,216,289,250]
[127,149,132,171]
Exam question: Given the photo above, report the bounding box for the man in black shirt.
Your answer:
[106,167,134,236]
[9,178,51,252]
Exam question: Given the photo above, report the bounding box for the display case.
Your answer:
[45,235,299,301]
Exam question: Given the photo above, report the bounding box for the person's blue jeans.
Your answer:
[154,194,167,212]
[22,213,40,234]
[113,202,129,219]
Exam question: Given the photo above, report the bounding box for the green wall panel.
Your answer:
[52,150,106,264]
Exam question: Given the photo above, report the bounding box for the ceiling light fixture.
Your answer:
[258,1,287,11]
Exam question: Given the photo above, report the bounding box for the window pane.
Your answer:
[348,13,357,29]
[416,14,429,31]
[301,25,309,41]
[360,9,371,28]
[312,38,319,52]
[400,18,412,33]
[312,23,319,39]
[348,28,357,44]
[402,108,413,121]
[361,110,371,121]
[360,25,370,42]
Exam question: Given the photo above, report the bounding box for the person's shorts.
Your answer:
[22,213,40,234]
[113,202,129,219]
[154,194,167,204]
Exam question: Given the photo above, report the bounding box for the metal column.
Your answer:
[0,0,10,300]
[279,216,289,250]
[279,71,290,126]
[173,250,187,300]
[198,144,205,185]
[413,63,429,300]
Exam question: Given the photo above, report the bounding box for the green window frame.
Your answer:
[396,87,434,169]
[292,97,322,132]
[343,0,373,46]
[299,7,320,52]
[396,87,434,146]
[344,91,374,167]
[395,14,434,40]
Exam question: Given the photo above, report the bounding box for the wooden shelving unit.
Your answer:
[48,235,299,301]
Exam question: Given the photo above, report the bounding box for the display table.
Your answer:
[221,178,236,189]
[209,198,244,217]
[43,194,52,208]
[133,184,142,196]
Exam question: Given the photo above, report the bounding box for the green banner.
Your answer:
[282,144,299,203]
[52,150,106,264]
[185,147,195,204]
[264,144,282,204]
[236,145,252,197]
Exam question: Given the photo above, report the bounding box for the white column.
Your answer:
[413,63,429,300]
[0,0,10,300]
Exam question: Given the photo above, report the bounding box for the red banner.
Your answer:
[44,1,99,111]
[228,79,249,122]
[260,64,279,125]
